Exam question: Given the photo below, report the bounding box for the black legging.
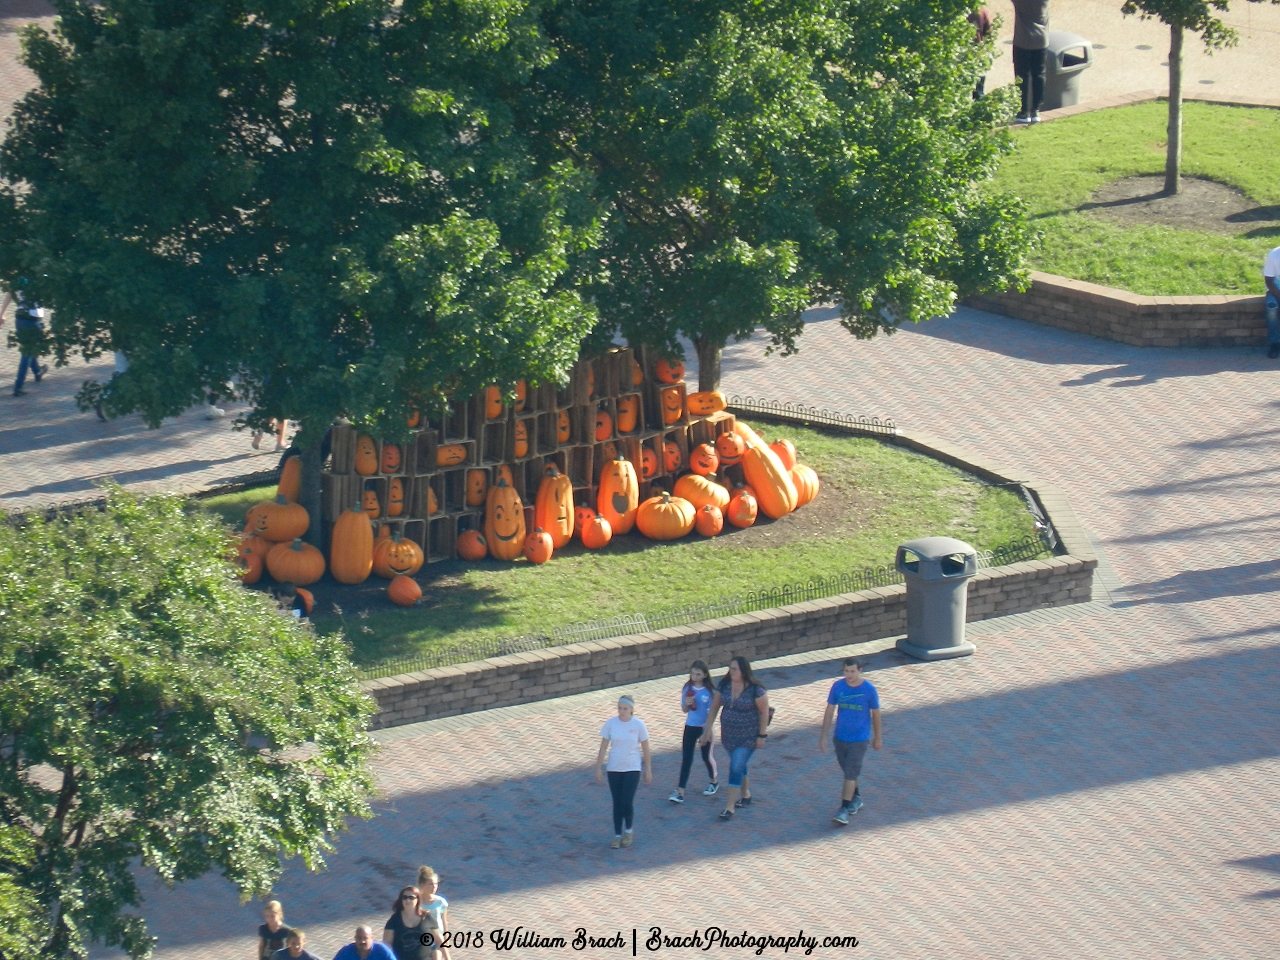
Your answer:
[607,770,640,834]
[1013,46,1046,117]
[678,725,716,789]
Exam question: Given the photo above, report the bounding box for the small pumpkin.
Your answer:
[406,407,421,429]
[354,434,378,475]
[266,538,326,586]
[362,487,381,518]
[465,468,489,508]
[457,529,488,561]
[387,477,406,517]
[656,358,685,384]
[663,439,684,473]
[791,463,820,507]
[673,473,730,512]
[685,390,727,417]
[660,386,684,425]
[437,443,468,467]
[580,514,613,550]
[523,527,554,565]
[557,408,571,444]
[388,575,422,606]
[595,408,613,442]
[640,446,658,480]
[239,534,271,561]
[373,531,425,579]
[742,445,798,519]
[635,491,696,540]
[484,477,526,561]
[380,442,402,474]
[715,432,746,467]
[485,385,504,420]
[330,502,374,584]
[235,551,263,584]
[276,455,301,503]
[616,394,639,433]
[726,490,759,528]
[426,484,440,515]
[535,465,575,549]
[514,418,529,458]
[587,365,596,396]
[597,459,640,535]
[630,356,643,386]
[770,438,798,471]
[689,443,719,477]
[696,504,724,537]
[514,380,528,411]
[296,587,314,615]
[574,504,598,538]
[246,494,310,542]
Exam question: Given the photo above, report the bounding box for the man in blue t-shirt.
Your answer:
[818,657,881,825]
[332,925,395,960]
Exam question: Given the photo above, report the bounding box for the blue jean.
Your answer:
[14,353,41,392]
[1266,293,1279,344]
[726,746,755,788]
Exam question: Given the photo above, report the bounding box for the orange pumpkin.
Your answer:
[239,534,271,561]
[580,514,613,550]
[426,484,440,515]
[696,504,724,537]
[685,390,727,417]
[485,385,504,420]
[715,432,745,467]
[330,502,374,584]
[574,505,598,538]
[660,386,684,425]
[689,443,719,476]
[373,531,425,579]
[640,447,658,480]
[587,365,596,396]
[556,408,571,444]
[296,587,314,614]
[514,418,529,458]
[484,477,526,561]
[595,408,613,442]
[617,395,639,433]
[636,491,696,540]
[406,407,421,429]
[245,494,309,542]
[362,487,380,518]
[437,443,468,467]
[656,358,685,384]
[523,527,554,565]
[457,529,488,561]
[354,434,378,475]
[276,455,301,503]
[514,380,528,411]
[673,473,730,512]
[663,439,684,473]
[726,490,758,528]
[534,464,575,549]
[770,438,798,471]
[266,538,326,586]
[235,551,263,584]
[742,445,798,519]
[630,357,643,386]
[387,477,406,517]
[732,420,767,450]
[466,468,489,508]
[597,459,639,535]
[388,575,422,606]
[380,442,402,474]
[791,464,820,507]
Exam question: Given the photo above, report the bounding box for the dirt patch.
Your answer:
[719,470,881,549]
[1085,175,1280,235]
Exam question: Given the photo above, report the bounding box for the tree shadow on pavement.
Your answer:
[1114,559,1280,607]
[1229,854,1280,900]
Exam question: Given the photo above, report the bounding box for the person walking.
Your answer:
[819,657,882,825]
[593,695,652,847]
[256,900,294,960]
[969,5,994,99]
[669,660,719,803]
[416,866,451,960]
[270,929,321,960]
[383,886,432,960]
[1,284,48,397]
[1264,244,1280,359]
[701,656,770,820]
[1011,0,1050,123]
[334,926,395,960]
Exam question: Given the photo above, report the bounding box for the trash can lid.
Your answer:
[898,536,976,560]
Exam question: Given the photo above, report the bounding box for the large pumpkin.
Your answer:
[354,434,378,475]
[659,386,684,425]
[387,477,406,517]
[534,465,575,549]
[276,455,301,503]
[580,514,613,550]
[617,395,639,433]
[770,438,798,471]
[514,418,529,458]
[636,491,695,540]
[732,420,768,450]
[640,447,658,480]
[715,432,745,467]
[696,504,724,537]
[725,490,758,528]
[595,408,613,442]
[685,390,727,417]
[485,385,504,420]
[266,538,326,586]
[466,468,489,508]
[380,442,402,474]
[457,529,488,561]
[246,494,309,542]
[373,531,425,579]
[437,443,468,467]
[791,464,820,507]
[742,445,798,519]
[656,358,685,384]
[597,459,639,535]
[523,527,554,565]
[557,409,571,444]
[330,502,374,584]
[673,473,730,512]
[689,443,719,477]
[484,477,526,561]
[388,575,422,606]
[663,439,684,473]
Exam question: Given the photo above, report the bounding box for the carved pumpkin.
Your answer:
[388,477,406,517]
[574,505,598,538]
[770,438,798,471]
[673,473,730,512]
[696,504,724,537]
[277,455,301,503]
[246,494,309,542]
[514,381,528,412]
[330,502,374,584]
[486,386,504,420]
[640,447,658,480]
[514,418,529,458]
[685,390,727,417]
[266,538,326,586]
[663,439,684,473]
[791,464,820,507]
[617,395,639,433]
[239,534,271,561]
[726,490,758,528]
[406,407,421,429]
[631,357,643,386]
[362,487,380,518]
[373,531,425,579]
[742,445,798,519]
[597,459,639,535]
[523,527,554,564]
[595,408,613,442]
[580,514,613,550]
[535,465,575,549]
[636,491,695,540]
[715,432,745,467]
[235,550,263,584]
[660,386,684,425]
[388,575,422,606]
[437,443,468,467]
[557,408,571,444]
[426,484,440,515]
[465,468,489,508]
[689,443,719,477]
[484,477,526,561]
[380,442,402,474]
[457,529,488,561]
[354,434,378,475]
[656,358,685,384]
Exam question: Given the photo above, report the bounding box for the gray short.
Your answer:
[834,738,869,781]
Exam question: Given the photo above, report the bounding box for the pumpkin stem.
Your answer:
[290,538,303,550]
[275,494,289,505]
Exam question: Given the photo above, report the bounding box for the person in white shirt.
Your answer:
[1264,245,1280,358]
[594,695,652,848]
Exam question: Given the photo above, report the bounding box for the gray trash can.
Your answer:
[894,537,978,662]
[1043,31,1093,111]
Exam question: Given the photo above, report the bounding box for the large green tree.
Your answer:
[520,0,1029,389]
[0,0,601,535]
[0,487,376,959]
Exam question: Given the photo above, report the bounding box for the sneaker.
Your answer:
[621,831,633,847]
[1028,113,1042,124]
[610,836,622,849]
[34,365,45,383]
[832,807,850,826]
[668,791,684,804]
[1013,114,1030,124]
[702,782,719,796]
[1269,343,1280,359]
[251,433,262,449]
[847,795,864,816]
[205,406,225,419]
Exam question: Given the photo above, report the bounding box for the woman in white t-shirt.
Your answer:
[593,695,652,848]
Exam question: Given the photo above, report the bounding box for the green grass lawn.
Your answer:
[200,419,1043,671]
[991,101,1280,295]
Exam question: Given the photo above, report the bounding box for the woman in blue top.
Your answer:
[669,660,719,803]
[701,656,770,820]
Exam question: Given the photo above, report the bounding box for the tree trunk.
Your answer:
[693,336,724,393]
[1164,24,1183,196]
[300,442,324,548]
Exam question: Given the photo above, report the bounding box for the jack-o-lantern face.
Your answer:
[660,386,683,425]
[355,434,378,475]
[715,432,746,466]
[574,504,597,535]
[514,380,527,411]
[514,419,529,458]
[380,442,402,474]
[373,532,424,578]
[362,488,380,518]
[485,386,503,420]
[597,459,639,535]
[484,478,526,560]
[535,464,575,549]
[557,409,571,444]
[631,357,643,386]
[656,358,685,384]
[663,439,683,473]
[466,468,489,507]
[388,478,405,517]
[437,443,468,467]
[595,408,613,442]
[617,394,639,433]
[690,443,719,476]
[641,447,658,479]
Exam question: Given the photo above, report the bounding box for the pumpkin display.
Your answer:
[330,502,374,584]
[616,395,639,433]
[630,357,644,387]
[659,386,684,425]
[534,465,575,549]
[696,504,725,537]
[277,455,301,503]
[514,418,529,458]
[485,385,504,420]
[466,468,489,508]
[484,477,526,561]
[595,408,613,442]
[373,531,425,579]
[514,380,528,411]
[791,463,820,507]
[388,575,422,606]
[636,491,696,540]
[426,484,440,515]
[689,443,719,476]
[673,473,730,512]
[742,445,798,519]
[663,439,684,473]
[715,432,746,467]
[640,446,658,480]
[770,438,798,471]
[239,534,271,561]
[245,494,309,542]
[387,477,406,517]
[656,358,685,384]
[235,551,263,584]
[361,487,380,518]
[574,504,598,537]
[685,390,727,417]
[597,459,640,535]
[380,442,402,474]
[354,434,378,475]
[266,538,326,586]
[296,587,314,614]
[557,408,571,444]
[580,514,613,550]
[457,529,488,561]
[437,443,468,467]
[726,490,759,528]
[523,527,554,564]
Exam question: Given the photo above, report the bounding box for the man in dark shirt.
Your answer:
[1012,0,1050,123]
[1,285,48,396]
[271,929,322,960]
